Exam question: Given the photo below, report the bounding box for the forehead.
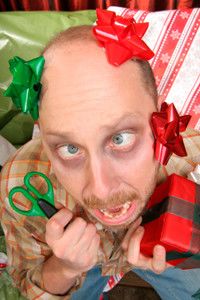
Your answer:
[41,41,145,98]
[39,42,155,133]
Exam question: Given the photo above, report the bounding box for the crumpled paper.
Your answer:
[188,165,200,184]
[0,136,16,166]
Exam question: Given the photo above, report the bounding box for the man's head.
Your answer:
[39,25,160,230]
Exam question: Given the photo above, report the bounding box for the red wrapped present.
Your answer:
[140,174,200,268]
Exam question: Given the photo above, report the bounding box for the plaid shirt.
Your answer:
[0,128,200,299]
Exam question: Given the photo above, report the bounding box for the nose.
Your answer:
[83,155,118,201]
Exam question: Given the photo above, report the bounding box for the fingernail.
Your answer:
[136,216,142,224]
[121,243,127,251]
[138,226,144,233]
[155,245,165,253]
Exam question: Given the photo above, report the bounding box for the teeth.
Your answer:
[99,201,131,218]
[103,211,113,217]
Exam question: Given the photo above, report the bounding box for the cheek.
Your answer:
[50,157,85,200]
[137,134,155,167]
[115,131,156,186]
[42,141,84,199]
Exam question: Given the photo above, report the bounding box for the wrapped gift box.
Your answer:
[140,174,200,268]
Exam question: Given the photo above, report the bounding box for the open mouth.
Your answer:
[93,201,136,225]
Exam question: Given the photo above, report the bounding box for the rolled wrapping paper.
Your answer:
[188,165,200,185]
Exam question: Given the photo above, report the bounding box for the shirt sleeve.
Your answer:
[0,168,85,299]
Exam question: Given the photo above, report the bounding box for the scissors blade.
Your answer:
[38,199,58,219]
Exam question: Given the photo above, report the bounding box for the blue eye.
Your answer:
[112,133,135,147]
[112,134,124,145]
[57,144,80,159]
[68,145,79,154]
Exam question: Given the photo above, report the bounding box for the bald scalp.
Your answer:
[41,25,158,104]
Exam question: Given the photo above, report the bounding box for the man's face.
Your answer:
[39,41,159,230]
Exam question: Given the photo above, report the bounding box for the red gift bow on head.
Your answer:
[93,8,154,66]
[151,102,191,165]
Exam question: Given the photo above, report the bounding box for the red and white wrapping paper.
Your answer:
[108,7,200,130]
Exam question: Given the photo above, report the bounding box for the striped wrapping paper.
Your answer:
[108,7,200,130]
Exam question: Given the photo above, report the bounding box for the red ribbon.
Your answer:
[93,8,154,66]
[151,102,191,165]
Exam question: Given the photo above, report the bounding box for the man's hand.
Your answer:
[45,207,100,277]
[121,217,172,274]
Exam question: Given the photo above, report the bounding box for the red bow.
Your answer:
[151,103,191,165]
[93,9,154,66]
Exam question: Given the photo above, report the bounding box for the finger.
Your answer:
[88,234,100,260]
[151,245,167,274]
[46,208,73,240]
[77,223,97,251]
[80,234,100,270]
[127,226,144,266]
[121,216,142,251]
[62,217,88,246]
[55,202,65,209]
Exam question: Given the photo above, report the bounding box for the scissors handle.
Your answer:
[9,186,43,216]
[8,171,55,217]
[24,171,54,204]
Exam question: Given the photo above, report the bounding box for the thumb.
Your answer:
[121,216,142,251]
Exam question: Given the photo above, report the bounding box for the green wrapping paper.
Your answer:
[0,271,27,300]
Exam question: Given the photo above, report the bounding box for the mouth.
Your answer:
[92,201,137,226]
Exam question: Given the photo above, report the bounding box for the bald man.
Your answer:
[0,25,200,300]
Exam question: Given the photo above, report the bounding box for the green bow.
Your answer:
[3,56,45,120]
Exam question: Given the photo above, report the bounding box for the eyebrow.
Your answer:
[45,112,143,140]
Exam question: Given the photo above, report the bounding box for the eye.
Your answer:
[57,144,80,159]
[111,132,135,148]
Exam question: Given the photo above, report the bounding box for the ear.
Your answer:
[36,120,40,129]
[157,95,164,111]
[32,120,41,139]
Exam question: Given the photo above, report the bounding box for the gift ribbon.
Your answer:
[3,56,45,120]
[166,251,200,262]
[93,8,154,66]
[142,196,200,226]
[151,102,191,165]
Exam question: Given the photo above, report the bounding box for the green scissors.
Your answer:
[9,171,58,218]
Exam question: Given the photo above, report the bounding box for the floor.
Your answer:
[106,286,161,300]
[105,271,161,300]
